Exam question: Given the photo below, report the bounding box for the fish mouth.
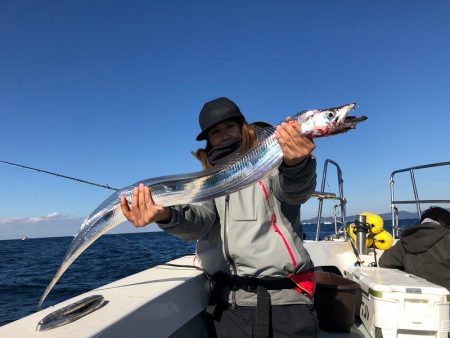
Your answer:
[331,114,368,135]
[341,103,367,125]
[345,115,368,123]
[331,103,357,124]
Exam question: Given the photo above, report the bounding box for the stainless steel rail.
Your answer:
[389,161,450,237]
[313,159,347,241]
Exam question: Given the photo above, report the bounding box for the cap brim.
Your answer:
[195,119,272,142]
[196,117,246,142]
[196,130,208,141]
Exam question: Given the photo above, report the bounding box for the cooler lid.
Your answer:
[345,266,450,296]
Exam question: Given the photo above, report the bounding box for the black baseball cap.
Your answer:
[196,97,246,141]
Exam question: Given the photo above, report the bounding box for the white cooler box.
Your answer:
[345,267,450,338]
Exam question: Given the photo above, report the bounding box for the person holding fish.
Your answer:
[121,97,319,338]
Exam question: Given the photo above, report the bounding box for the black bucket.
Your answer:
[314,271,359,332]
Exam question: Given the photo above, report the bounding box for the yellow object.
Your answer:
[360,212,384,234]
[373,230,393,250]
[348,223,374,247]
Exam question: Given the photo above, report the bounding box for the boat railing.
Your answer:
[390,161,450,237]
[312,159,347,241]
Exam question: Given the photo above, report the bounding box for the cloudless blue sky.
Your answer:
[1,0,449,239]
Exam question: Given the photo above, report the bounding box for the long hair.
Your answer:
[193,122,258,169]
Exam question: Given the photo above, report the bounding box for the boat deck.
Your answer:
[0,252,373,338]
[6,244,447,338]
[0,256,208,338]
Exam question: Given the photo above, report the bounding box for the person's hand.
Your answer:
[120,183,171,227]
[275,117,315,166]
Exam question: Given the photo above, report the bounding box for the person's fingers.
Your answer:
[276,121,316,166]
[276,123,296,150]
[303,136,316,149]
[283,121,299,137]
[119,186,163,227]
[283,122,312,149]
[120,196,131,217]
[144,186,151,206]
[148,187,163,211]
[131,186,139,210]
[138,183,146,208]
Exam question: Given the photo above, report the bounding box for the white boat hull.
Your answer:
[0,255,209,338]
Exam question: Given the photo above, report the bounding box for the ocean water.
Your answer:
[0,220,417,327]
[0,232,196,327]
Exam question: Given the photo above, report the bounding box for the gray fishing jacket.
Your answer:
[158,155,317,306]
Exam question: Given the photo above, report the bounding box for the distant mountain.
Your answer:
[302,210,420,224]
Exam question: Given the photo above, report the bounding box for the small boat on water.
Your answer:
[1,160,449,338]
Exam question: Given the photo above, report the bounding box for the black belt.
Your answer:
[219,274,296,292]
[208,274,296,338]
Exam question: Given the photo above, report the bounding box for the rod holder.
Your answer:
[355,214,367,255]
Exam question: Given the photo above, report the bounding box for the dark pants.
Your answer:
[211,303,318,338]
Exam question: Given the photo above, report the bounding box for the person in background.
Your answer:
[379,206,450,291]
[120,97,318,337]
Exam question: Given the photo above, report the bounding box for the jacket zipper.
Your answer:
[223,194,238,309]
[259,180,299,268]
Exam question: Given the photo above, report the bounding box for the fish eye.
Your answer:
[327,112,335,119]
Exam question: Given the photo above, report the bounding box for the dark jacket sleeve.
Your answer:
[156,200,217,240]
[378,241,405,270]
[272,155,317,204]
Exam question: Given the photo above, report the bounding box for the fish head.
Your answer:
[295,103,367,137]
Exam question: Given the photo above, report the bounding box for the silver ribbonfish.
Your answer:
[38,103,367,308]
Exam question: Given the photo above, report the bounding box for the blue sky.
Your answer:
[1,0,449,239]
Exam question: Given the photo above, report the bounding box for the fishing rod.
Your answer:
[1,160,174,261]
[0,160,119,191]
